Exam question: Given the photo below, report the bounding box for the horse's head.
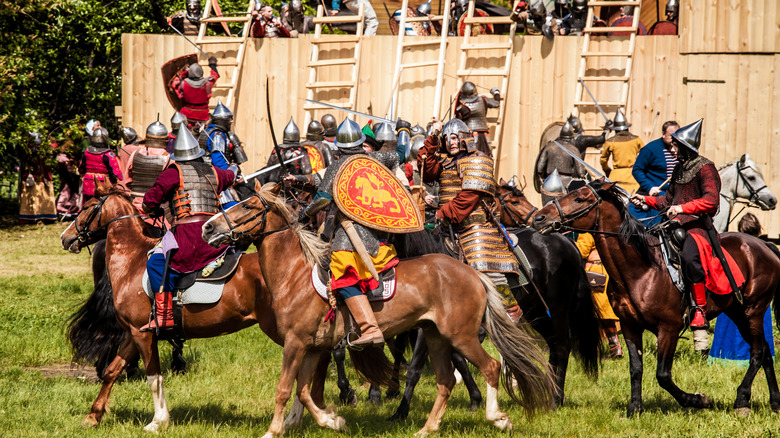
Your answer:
[532,178,612,235]
[202,181,290,247]
[60,192,139,253]
[497,177,538,227]
[732,154,777,210]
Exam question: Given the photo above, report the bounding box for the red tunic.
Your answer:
[79,150,123,196]
[143,164,235,272]
[172,69,220,122]
[649,21,677,35]
[251,17,291,38]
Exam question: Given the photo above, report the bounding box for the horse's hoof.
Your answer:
[143,422,161,434]
[735,407,751,418]
[386,388,400,400]
[414,427,434,437]
[695,393,714,409]
[493,415,513,432]
[333,415,346,431]
[81,415,99,428]
[626,406,644,417]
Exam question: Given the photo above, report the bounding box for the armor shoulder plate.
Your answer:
[211,133,227,153]
[458,154,496,195]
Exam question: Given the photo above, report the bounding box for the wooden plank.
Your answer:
[313,15,363,23]
[461,42,512,50]
[462,16,513,24]
[200,16,250,22]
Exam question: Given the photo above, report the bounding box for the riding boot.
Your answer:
[140,291,174,332]
[344,294,384,347]
[603,323,623,359]
[506,305,523,324]
[690,282,708,329]
[496,284,522,323]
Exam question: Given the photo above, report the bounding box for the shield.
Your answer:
[334,155,423,233]
[533,122,564,193]
[304,144,325,173]
[390,8,429,36]
[161,53,198,111]
[211,0,232,36]
[458,8,494,36]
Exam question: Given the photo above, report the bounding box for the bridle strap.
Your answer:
[497,191,531,227]
[222,193,292,242]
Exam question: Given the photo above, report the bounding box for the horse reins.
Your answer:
[219,192,291,243]
[722,160,769,227]
[497,191,537,227]
[74,193,158,244]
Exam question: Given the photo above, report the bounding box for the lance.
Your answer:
[168,23,211,60]
[305,99,396,126]
[242,155,306,181]
[552,140,630,198]
[578,78,610,125]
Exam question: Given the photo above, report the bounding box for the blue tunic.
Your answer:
[709,310,774,366]
[629,138,676,226]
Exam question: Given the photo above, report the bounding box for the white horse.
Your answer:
[715,153,777,232]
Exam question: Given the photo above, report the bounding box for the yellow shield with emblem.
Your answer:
[304,144,325,173]
[334,155,423,233]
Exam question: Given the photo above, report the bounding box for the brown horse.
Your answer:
[497,178,541,227]
[202,182,554,437]
[531,179,780,416]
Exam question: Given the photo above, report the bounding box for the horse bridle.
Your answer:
[549,185,603,232]
[722,159,770,226]
[73,194,152,244]
[219,193,291,243]
[498,191,537,227]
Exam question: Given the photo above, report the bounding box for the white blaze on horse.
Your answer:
[715,154,777,232]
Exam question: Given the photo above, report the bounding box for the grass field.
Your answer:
[2,221,780,437]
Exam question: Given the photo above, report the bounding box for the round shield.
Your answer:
[457,8,494,36]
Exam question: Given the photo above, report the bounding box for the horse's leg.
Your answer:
[451,349,483,411]
[655,327,713,410]
[415,329,456,437]
[761,341,780,413]
[295,350,346,432]
[386,335,406,399]
[368,384,382,405]
[728,310,773,415]
[170,344,186,374]
[333,346,356,406]
[531,308,568,407]
[622,326,645,417]
[141,335,170,433]
[285,350,331,429]
[388,328,427,422]
[265,342,307,438]
[82,336,138,427]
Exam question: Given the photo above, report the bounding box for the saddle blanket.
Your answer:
[142,270,225,305]
[311,266,396,302]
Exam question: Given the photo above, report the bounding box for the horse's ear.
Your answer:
[590,177,609,190]
[740,153,748,164]
[253,178,263,193]
[271,182,283,196]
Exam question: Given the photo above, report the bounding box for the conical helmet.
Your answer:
[541,169,566,197]
[283,117,300,144]
[411,124,425,137]
[374,122,397,142]
[306,120,324,141]
[671,118,703,153]
[120,127,138,145]
[460,81,479,103]
[211,100,233,121]
[559,121,574,140]
[416,0,431,16]
[334,117,365,149]
[171,111,187,132]
[612,108,631,131]
[173,124,205,161]
[321,114,337,136]
[567,114,583,134]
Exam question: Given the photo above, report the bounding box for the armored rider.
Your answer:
[454,81,501,155]
[79,127,123,202]
[257,117,313,185]
[300,120,334,173]
[418,118,523,322]
[535,120,588,205]
[125,121,172,212]
[140,127,238,332]
[630,119,745,352]
[198,101,248,208]
[171,57,220,131]
[168,111,188,153]
[297,118,406,347]
[321,113,338,153]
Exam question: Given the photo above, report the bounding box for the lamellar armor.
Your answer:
[456,82,500,132]
[169,161,220,222]
[129,154,169,194]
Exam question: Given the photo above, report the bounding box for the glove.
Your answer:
[297,207,311,225]
[148,206,165,218]
[208,56,218,70]
[604,120,614,130]
[395,118,412,134]
[490,87,501,101]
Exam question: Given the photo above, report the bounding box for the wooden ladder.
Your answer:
[573,0,641,130]
[456,0,519,176]
[388,0,451,120]
[302,4,365,130]
[195,0,254,110]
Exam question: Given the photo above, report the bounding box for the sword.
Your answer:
[578,78,610,124]
[168,23,210,59]
[305,99,396,126]
[242,155,306,181]
[701,215,743,304]
[267,77,291,177]
[552,140,630,198]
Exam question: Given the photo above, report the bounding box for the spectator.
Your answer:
[330,0,378,36]
[55,138,82,218]
[630,121,678,225]
[251,4,292,38]
[19,132,57,224]
[649,0,679,35]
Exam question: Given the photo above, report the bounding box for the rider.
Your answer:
[257,117,314,185]
[79,127,123,202]
[535,120,588,205]
[297,117,405,348]
[630,119,745,341]
[418,118,523,323]
[454,81,501,156]
[140,127,238,332]
[198,101,248,208]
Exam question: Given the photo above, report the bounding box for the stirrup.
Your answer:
[345,331,366,352]
[140,311,157,333]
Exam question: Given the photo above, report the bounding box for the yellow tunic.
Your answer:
[600,134,644,194]
[575,233,619,321]
[330,244,398,283]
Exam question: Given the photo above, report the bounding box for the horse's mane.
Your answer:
[717,158,739,171]
[103,188,164,239]
[256,183,328,267]
[597,187,657,267]
[717,155,764,179]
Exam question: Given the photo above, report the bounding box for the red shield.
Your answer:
[161,53,197,111]
[304,145,325,173]
[334,155,423,233]
[458,8,494,36]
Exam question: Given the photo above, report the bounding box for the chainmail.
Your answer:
[673,155,712,185]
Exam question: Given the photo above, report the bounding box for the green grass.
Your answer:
[1,221,780,437]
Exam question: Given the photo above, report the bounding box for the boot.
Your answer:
[690,282,708,329]
[344,294,384,347]
[496,284,522,323]
[506,305,523,324]
[140,291,174,332]
[604,324,623,359]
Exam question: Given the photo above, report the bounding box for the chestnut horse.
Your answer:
[531,179,780,416]
[202,182,554,437]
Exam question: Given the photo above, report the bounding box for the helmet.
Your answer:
[374,122,397,142]
[567,114,583,134]
[306,120,324,140]
[556,0,568,5]
[621,5,635,15]
[120,127,138,145]
[442,118,470,140]
[411,124,425,137]
[460,81,479,103]
[188,63,203,80]
[282,117,300,144]
[611,108,631,131]
[409,136,425,162]
[171,111,187,132]
[90,128,109,148]
[291,0,302,12]
[173,124,205,161]
[456,0,468,9]
[146,120,169,148]
[671,118,703,153]
[416,1,431,16]
[321,114,337,136]
[665,0,678,19]
[211,100,233,129]
[334,117,366,149]
[187,0,201,8]
[187,0,201,15]
[541,169,566,197]
[572,0,587,13]
[559,121,574,140]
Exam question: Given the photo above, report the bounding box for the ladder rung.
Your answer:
[303,102,353,110]
[312,35,360,43]
[213,84,234,89]
[402,60,440,69]
[584,26,638,33]
[574,100,624,106]
[461,42,512,50]
[313,15,363,24]
[582,52,633,57]
[402,39,442,47]
[405,15,444,23]
[580,76,629,82]
[587,0,640,5]
[463,17,513,25]
[308,58,357,67]
[457,69,508,77]
[305,81,355,88]
[201,16,250,23]
[196,37,243,44]
[200,61,239,67]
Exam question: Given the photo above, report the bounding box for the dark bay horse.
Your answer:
[202,182,555,436]
[531,179,780,416]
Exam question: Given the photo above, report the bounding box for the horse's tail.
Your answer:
[568,266,602,380]
[66,264,126,380]
[348,346,400,391]
[479,272,555,416]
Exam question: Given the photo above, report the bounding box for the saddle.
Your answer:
[311,264,396,303]
[653,224,698,327]
[143,248,243,304]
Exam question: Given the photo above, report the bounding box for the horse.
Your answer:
[201,181,555,437]
[531,179,780,416]
[714,154,777,232]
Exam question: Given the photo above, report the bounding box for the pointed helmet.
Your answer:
[671,118,703,153]
[171,111,187,132]
[334,117,366,149]
[559,120,574,140]
[611,108,631,131]
[282,117,300,144]
[541,169,566,197]
[173,124,205,161]
[374,122,397,142]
